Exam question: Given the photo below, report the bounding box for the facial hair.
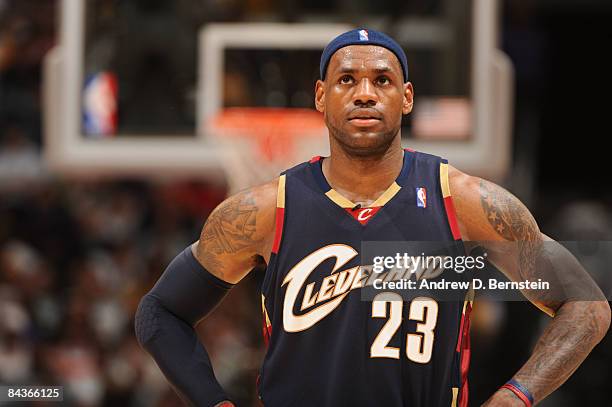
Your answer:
[325,114,401,158]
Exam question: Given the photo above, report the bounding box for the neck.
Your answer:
[322,136,404,206]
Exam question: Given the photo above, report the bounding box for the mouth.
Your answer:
[348,118,380,128]
[347,110,382,127]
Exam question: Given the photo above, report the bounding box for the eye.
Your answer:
[376,76,391,85]
[339,75,354,85]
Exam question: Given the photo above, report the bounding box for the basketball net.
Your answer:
[207,107,329,194]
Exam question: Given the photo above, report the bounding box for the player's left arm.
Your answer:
[449,166,611,406]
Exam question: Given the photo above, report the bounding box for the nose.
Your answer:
[352,78,378,107]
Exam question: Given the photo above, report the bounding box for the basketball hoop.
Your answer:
[206,107,329,194]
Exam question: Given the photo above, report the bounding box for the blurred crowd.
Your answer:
[1,0,612,406]
[0,177,276,406]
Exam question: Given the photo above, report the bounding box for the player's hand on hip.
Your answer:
[481,388,528,406]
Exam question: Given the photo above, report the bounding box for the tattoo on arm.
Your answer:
[479,180,562,311]
[478,179,611,404]
[514,301,608,403]
[479,179,537,242]
[479,179,541,279]
[198,191,258,276]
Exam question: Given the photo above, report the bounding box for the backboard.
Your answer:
[43,0,512,187]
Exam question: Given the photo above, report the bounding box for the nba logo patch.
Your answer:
[416,187,427,208]
[358,29,369,41]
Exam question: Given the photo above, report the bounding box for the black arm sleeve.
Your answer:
[134,247,234,407]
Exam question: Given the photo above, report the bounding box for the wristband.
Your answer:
[501,379,534,407]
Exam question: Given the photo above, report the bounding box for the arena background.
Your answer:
[1,0,611,406]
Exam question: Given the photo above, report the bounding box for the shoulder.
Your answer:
[194,178,279,282]
[447,165,478,195]
[233,177,279,210]
[446,165,540,242]
[208,177,279,243]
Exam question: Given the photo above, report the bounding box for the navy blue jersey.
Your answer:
[258,150,472,407]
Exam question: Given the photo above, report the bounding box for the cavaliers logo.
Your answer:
[282,244,365,332]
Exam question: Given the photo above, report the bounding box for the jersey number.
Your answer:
[370,293,438,363]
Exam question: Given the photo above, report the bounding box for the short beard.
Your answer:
[326,118,401,159]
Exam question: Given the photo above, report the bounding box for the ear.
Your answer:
[315,80,325,113]
[402,82,414,115]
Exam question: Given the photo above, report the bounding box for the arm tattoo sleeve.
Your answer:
[478,179,610,404]
[198,191,258,277]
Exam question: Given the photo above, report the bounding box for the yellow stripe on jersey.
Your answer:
[325,189,355,208]
[533,301,556,318]
[451,387,458,407]
[371,182,402,207]
[277,174,286,209]
[440,162,451,198]
[261,294,272,328]
[325,182,402,209]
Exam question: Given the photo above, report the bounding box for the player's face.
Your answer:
[315,45,413,156]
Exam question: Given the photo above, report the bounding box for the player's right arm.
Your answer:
[135,179,278,407]
[193,179,278,283]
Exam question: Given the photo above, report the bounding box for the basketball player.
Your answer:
[135,29,610,406]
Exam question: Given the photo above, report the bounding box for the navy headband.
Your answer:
[320,28,409,83]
